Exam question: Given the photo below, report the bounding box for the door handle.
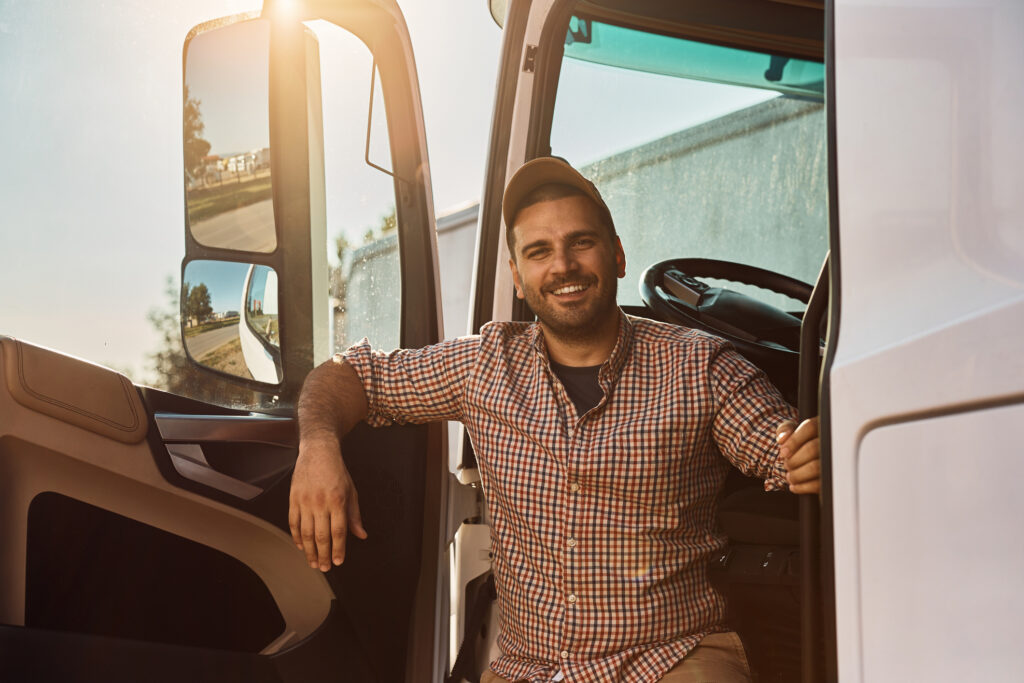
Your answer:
[154,413,297,499]
[155,413,296,447]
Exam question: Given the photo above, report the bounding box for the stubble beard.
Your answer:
[523,269,619,345]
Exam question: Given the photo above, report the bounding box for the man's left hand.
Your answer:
[776,416,821,495]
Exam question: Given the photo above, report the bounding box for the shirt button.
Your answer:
[568,482,581,493]
[567,593,577,604]
[567,538,577,549]
[560,650,570,660]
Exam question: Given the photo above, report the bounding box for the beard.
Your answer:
[520,266,619,344]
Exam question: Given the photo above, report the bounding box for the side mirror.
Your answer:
[181,13,325,400]
[184,18,277,253]
[182,259,282,385]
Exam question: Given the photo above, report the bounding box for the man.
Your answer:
[290,157,822,683]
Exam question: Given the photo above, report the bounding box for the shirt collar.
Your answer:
[529,308,634,383]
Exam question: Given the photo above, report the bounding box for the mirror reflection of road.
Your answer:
[187,324,238,358]
[190,199,275,252]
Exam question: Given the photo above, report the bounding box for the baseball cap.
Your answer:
[501,156,615,233]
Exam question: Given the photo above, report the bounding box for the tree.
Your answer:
[147,276,200,393]
[183,85,212,179]
[335,234,351,263]
[186,282,214,323]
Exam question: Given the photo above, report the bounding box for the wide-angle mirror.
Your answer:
[183,19,277,253]
[181,259,282,384]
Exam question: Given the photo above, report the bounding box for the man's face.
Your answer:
[508,194,625,342]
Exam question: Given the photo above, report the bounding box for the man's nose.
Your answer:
[550,246,579,273]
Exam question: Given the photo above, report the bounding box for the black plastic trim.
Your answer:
[819,0,839,680]
[578,0,824,60]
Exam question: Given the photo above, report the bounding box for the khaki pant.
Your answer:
[480,632,752,683]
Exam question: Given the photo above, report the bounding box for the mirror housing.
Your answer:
[180,12,325,401]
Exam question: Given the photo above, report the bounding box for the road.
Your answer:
[189,199,276,252]
[186,324,239,359]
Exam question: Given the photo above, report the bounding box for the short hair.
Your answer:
[505,183,617,257]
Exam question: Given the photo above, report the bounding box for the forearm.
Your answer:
[297,355,369,446]
[292,355,370,569]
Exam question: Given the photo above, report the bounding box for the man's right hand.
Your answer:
[289,434,368,572]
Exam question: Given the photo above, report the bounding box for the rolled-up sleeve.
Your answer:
[707,342,796,491]
[340,335,480,427]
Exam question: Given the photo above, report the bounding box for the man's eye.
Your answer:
[573,238,594,248]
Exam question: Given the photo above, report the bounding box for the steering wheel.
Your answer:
[639,258,813,402]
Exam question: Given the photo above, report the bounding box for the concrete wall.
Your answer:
[582,97,827,310]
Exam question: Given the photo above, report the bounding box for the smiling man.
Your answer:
[290,157,821,683]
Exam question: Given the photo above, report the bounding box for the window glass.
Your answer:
[308,21,402,354]
[551,17,828,311]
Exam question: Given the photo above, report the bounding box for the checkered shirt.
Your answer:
[342,310,794,683]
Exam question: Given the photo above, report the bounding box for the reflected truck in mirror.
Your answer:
[240,263,282,384]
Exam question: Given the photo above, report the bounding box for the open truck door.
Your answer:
[0,1,450,681]
[449,0,835,681]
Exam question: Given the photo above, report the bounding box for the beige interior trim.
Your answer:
[0,346,333,655]
[1,337,147,444]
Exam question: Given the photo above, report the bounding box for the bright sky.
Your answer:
[0,0,501,380]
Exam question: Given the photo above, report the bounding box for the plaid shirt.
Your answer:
[342,311,794,683]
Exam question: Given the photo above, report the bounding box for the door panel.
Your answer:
[0,338,332,653]
[1,335,438,681]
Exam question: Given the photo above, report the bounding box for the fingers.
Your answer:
[288,499,303,550]
[775,419,798,445]
[290,458,367,570]
[330,503,347,567]
[777,416,817,451]
[314,510,333,572]
[786,458,821,494]
[347,489,368,540]
[300,507,319,569]
[778,416,822,495]
[784,427,820,469]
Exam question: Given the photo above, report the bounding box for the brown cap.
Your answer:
[502,156,614,232]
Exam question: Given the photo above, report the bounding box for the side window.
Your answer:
[310,21,402,355]
[549,16,828,312]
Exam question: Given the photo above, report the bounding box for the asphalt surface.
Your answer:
[186,324,239,359]
[190,199,276,252]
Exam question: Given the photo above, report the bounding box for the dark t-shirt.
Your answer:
[549,360,603,417]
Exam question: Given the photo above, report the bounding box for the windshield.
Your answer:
[550,15,828,311]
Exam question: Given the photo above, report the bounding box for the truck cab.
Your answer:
[2,0,1022,681]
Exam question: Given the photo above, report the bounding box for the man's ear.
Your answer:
[509,258,525,299]
[614,236,626,278]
